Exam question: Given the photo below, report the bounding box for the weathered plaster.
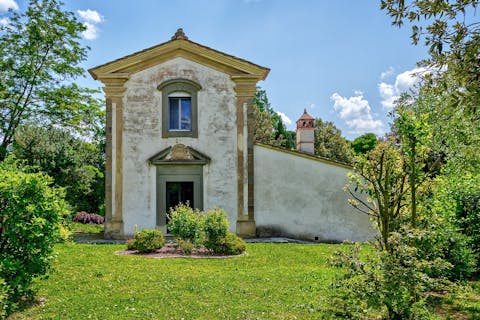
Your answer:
[254,144,373,242]
[121,57,238,236]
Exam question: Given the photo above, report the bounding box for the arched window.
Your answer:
[158,79,202,138]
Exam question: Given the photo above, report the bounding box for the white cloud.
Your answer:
[276,111,292,125]
[0,17,9,27]
[77,9,102,23]
[0,0,18,12]
[77,9,103,40]
[81,22,100,40]
[330,92,384,135]
[378,67,425,110]
[380,66,394,80]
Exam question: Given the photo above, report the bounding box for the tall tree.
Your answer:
[351,133,377,154]
[314,118,354,164]
[381,0,480,171]
[12,125,105,214]
[0,0,102,161]
[253,87,285,147]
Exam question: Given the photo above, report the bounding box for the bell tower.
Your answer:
[296,109,315,154]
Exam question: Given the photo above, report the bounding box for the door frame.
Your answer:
[156,165,203,230]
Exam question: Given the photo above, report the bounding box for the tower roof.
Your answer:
[297,109,314,122]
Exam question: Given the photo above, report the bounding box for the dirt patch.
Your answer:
[116,243,245,259]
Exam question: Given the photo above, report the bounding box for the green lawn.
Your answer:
[8,242,480,319]
[9,243,341,319]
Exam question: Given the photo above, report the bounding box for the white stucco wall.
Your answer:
[254,145,373,242]
[121,57,238,236]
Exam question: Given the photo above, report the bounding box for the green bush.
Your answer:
[430,174,480,275]
[127,229,164,253]
[0,163,68,314]
[204,209,229,253]
[177,239,194,255]
[222,232,246,255]
[168,203,205,247]
[0,278,8,319]
[207,232,246,255]
[330,230,451,319]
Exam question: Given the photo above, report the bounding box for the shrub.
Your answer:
[177,239,194,255]
[0,164,68,315]
[204,209,229,252]
[126,238,136,251]
[206,232,246,255]
[222,232,246,255]
[0,278,8,319]
[329,229,452,319]
[127,229,165,253]
[168,203,205,247]
[72,211,105,224]
[429,173,480,276]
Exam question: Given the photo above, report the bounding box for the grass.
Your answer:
[8,242,480,319]
[69,222,104,234]
[9,243,341,319]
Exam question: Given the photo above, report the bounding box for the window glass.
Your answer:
[168,97,191,131]
[181,99,191,130]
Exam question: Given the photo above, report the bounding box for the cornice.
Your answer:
[88,38,269,82]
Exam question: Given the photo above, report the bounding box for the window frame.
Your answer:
[158,79,202,138]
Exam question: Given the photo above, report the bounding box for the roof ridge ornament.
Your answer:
[171,28,188,40]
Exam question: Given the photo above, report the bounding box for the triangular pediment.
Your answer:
[149,144,210,165]
[89,29,269,82]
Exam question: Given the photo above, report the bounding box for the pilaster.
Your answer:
[232,76,258,238]
[101,75,128,239]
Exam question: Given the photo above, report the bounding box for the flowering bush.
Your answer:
[72,211,104,224]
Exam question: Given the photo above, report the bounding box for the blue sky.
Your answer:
[1,0,430,139]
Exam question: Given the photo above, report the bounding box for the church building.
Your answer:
[89,29,372,242]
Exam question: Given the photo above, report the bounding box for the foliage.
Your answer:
[0,278,8,319]
[253,87,295,149]
[0,162,67,315]
[203,209,246,255]
[381,0,480,110]
[12,125,105,214]
[351,132,377,154]
[204,208,229,252]
[331,231,452,319]
[0,0,104,161]
[72,211,105,225]
[382,0,480,172]
[221,232,246,255]
[127,229,165,253]
[177,239,194,255]
[432,173,480,271]
[346,138,407,251]
[314,118,354,164]
[167,203,205,247]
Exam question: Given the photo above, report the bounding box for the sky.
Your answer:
[0,0,430,140]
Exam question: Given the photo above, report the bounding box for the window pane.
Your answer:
[169,98,179,130]
[181,99,191,130]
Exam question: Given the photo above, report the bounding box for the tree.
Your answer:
[314,118,354,164]
[346,138,407,251]
[351,132,377,154]
[381,0,480,171]
[253,88,284,146]
[0,0,103,161]
[11,125,104,214]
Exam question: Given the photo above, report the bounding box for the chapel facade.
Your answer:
[89,29,372,242]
